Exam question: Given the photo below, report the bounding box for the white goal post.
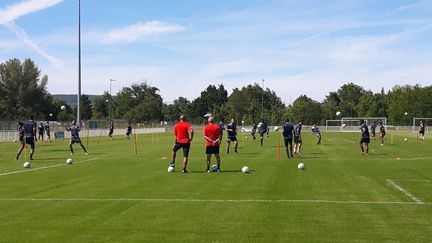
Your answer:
[326,117,387,132]
[412,118,431,133]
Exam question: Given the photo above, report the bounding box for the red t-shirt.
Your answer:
[203,123,222,147]
[174,121,193,144]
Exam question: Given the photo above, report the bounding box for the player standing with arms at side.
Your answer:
[65,120,88,155]
[282,119,294,158]
[170,115,194,173]
[226,118,238,154]
[311,123,321,145]
[419,120,425,140]
[379,121,386,145]
[370,122,377,140]
[16,115,36,160]
[293,121,303,154]
[38,122,45,142]
[125,123,132,140]
[108,122,114,140]
[203,117,222,173]
[359,119,370,155]
[45,121,51,142]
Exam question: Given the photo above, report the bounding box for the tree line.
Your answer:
[1,58,431,125]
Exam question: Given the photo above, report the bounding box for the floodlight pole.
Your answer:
[109,79,115,122]
[77,0,81,123]
[261,79,264,120]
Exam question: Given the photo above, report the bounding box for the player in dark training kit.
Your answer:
[38,122,45,141]
[251,122,257,140]
[370,122,377,140]
[108,122,114,140]
[282,119,294,158]
[16,115,37,160]
[379,122,386,145]
[125,123,132,140]
[45,121,51,142]
[311,124,321,145]
[259,121,268,147]
[65,120,88,155]
[293,121,303,154]
[419,120,425,140]
[226,118,238,154]
[359,119,370,155]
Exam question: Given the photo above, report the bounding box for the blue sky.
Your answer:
[1,0,431,104]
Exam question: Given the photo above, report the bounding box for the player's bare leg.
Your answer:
[206,154,211,172]
[215,154,221,172]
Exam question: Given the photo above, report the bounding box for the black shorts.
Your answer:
[206,146,220,154]
[360,137,370,144]
[284,137,293,147]
[25,137,35,145]
[294,136,302,144]
[380,133,386,138]
[109,129,114,135]
[172,143,190,157]
[126,131,131,136]
[46,131,50,137]
[420,129,425,135]
[71,136,81,144]
[227,136,237,142]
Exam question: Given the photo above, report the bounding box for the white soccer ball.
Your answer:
[12,139,16,143]
[23,162,31,168]
[168,166,175,173]
[61,105,66,110]
[66,158,73,164]
[336,111,341,116]
[245,136,248,139]
[297,162,305,170]
[241,166,249,173]
[342,123,346,127]
[404,112,408,115]
[273,126,280,132]
[211,164,219,172]
[404,138,408,141]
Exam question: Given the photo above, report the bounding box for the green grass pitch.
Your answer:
[0,131,431,242]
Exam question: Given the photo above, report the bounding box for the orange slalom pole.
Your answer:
[416,133,420,148]
[277,138,281,161]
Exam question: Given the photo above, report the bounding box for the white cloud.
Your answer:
[100,21,186,44]
[4,22,63,69]
[0,0,62,24]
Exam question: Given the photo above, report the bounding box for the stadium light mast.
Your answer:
[77,0,81,123]
[261,79,264,120]
[109,79,115,122]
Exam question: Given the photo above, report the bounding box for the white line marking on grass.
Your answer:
[0,198,429,205]
[386,179,425,204]
[0,158,98,177]
[389,179,432,182]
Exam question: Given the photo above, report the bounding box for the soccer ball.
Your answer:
[342,124,346,127]
[241,166,249,173]
[404,138,408,141]
[12,139,16,143]
[168,166,175,173]
[404,112,408,115]
[23,161,31,168]
[211,164,219,172]
[245,136,248,139]
[273,126,280,132]
[66,158,73,164]
[61,105,66,110]
[297,162,305,170]
[336,111,341,116]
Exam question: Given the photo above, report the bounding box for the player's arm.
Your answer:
[189,127,194,142]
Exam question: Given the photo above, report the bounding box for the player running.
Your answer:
[65,120,88,155]
[16,116,37,160]
[170,115,194,173]
[419,120,425,140]
[108,122,114,140]
[45,121,51,142]
[293,121,303,154]
[311,123,321,145]
[379,122,386,145]
[125,123,132,140]
[203,117,222,173]
[359,119,370,155]
[259,121,268,147]
[282,119,294,158]
[226,118,238,154]
[38,122,45,141]
[370,122,377,140]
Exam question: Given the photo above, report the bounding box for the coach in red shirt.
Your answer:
[203,117,222,173]
[170,115,194,173]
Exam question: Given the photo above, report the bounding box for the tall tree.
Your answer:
[191,84,228,120]
[286,95,323,125]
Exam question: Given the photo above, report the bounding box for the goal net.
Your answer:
[412,118,432,133]
[326,117,387,132]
